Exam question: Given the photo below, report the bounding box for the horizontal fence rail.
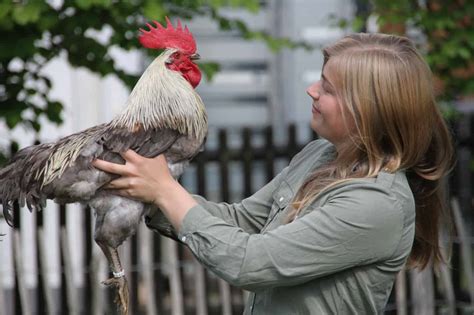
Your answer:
[0,122,473,315]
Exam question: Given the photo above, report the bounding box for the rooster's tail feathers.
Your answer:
[0,143,52,226]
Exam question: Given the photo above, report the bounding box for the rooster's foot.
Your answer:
[102,274,129,315]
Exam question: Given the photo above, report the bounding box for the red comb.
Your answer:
[138,17,196,54]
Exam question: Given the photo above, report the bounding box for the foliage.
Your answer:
[0,0,309,164]
[339,0,474,101]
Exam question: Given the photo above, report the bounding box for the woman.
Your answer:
[93,33,454,314]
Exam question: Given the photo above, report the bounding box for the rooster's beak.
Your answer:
[190,53,200,61]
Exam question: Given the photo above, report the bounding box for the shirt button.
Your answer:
[181,236,187,242]
[279,197,284,202]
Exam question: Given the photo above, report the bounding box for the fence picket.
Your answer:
[37,230,52,314]
[61,227,77,314]
[410,265,435,315]
[166,238,184,315]
[438,258,456,315]
[0,284,5,315]
[13,231,31,315]
[395,269,407,315]
[20,207,39,314]
[452,198,474,307]
[219,279,233,315]
[90,207,108,315]
[0,217,16,315]
[138,225,158,315]
[194,262,208,315]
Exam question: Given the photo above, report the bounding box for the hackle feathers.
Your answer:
[111,49,207,139]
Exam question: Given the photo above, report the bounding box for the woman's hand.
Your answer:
[92,150,175,205]
[92,150,197,230]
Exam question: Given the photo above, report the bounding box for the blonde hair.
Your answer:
[290,33,454,269]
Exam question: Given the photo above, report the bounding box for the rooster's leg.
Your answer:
[97,242,129,315]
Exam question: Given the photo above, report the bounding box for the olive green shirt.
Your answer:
[177,140,416,314]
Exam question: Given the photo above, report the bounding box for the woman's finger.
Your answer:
[120,149,141,163]
[155,154,167,163]
[92,159,127,175]
[104,177,130,190]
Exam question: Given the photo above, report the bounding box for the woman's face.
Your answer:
[306,59,353,147]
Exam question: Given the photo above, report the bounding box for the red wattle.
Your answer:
[168,58,201,89]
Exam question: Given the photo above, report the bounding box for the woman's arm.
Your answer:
[92,150,286,233]
[177,182,409,291]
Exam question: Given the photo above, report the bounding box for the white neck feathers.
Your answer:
[112,49,207,142]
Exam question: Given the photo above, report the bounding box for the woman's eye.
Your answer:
[322,83,332,94]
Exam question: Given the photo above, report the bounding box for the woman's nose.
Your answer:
[306,82,320,99]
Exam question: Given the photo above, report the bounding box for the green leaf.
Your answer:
[0,3,12,21]
[352,16,366,32]
[459,47,471,60]
[199,62,220,81]
[208,0,225,9]
[27,119,41,132]
[240,0,260,13]
[218,18,232,30]
[45,101,63,124]
[75,0,112,9]
[0,151,8,167]
[5,111,22,129]
[143,0,166,20]
[37,12,58,31]
[0,35,37,59]
[75,0,93,9]
[12,2,45,25]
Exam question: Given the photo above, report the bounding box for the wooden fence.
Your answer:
[0,121,473,315]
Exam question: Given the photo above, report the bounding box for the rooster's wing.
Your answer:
[0,124,182,226]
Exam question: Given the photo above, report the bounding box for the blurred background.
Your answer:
[0,0,473,314]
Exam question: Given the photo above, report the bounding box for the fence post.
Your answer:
[287,124,298,158]
[264,126,275,182]
[138,225,158,315]
[193,149,208,315]
[218,129,230,202]
[452,198,474,310]
[217,128,232,315]
[242,128,253,197]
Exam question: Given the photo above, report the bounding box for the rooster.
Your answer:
[0,18,207,314]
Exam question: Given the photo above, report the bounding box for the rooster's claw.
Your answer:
[102,276,129,315]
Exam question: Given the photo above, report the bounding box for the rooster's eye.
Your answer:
[190,53,200,61]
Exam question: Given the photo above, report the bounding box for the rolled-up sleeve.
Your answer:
[178,183,405,291]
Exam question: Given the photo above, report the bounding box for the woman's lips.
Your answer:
[312,104,321,114]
